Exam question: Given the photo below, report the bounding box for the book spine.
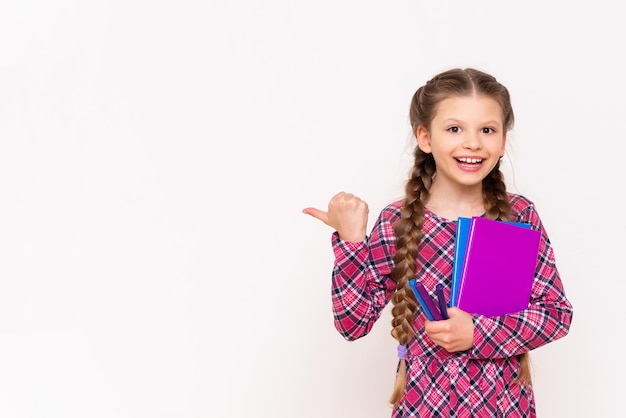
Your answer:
[450,217,470,307]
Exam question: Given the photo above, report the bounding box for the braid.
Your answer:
[389,149,435,405]
[482,160,512,221]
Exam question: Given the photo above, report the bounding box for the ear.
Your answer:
[416,126,432,154]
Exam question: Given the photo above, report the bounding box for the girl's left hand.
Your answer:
[424,307,474,352]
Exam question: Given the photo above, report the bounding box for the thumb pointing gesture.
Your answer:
[301,207,329,224]
[302,192,369,242]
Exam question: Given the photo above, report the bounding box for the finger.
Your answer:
[424,320,447,336]
[302,207,329,224]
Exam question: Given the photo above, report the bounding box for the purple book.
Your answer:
[456,217,541,317]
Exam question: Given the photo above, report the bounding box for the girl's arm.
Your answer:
[331,210,398,341]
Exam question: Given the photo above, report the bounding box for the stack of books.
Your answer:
[410,217,541,319]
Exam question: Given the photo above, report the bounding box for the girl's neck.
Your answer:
[425,183,485,220]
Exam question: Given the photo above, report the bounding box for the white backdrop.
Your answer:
[0,1,622,417]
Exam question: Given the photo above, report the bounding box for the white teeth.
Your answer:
[457,157,483,163]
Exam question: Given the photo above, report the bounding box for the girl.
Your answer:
[302,68,573,417]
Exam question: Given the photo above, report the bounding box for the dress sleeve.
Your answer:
[470,205,573,359]
[330,210,397,341]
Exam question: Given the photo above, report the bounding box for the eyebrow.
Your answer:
[441,118,502,126]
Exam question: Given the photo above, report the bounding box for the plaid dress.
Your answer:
[331,194,573,417]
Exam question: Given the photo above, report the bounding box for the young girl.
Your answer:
[302,68,573,417]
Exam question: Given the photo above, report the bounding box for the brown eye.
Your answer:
[481,127,495,134]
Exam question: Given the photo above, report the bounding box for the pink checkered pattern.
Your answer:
[330,194,573,417]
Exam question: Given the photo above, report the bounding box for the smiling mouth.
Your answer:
[455,157,484,165]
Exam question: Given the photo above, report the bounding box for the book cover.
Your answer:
[455,217,540,317]
[451,217,532,307]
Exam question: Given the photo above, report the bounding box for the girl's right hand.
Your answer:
[302,192,369,242]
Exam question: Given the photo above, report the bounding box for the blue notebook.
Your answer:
[450,217,532,307]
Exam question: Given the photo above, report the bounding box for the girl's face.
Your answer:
[416,94,506,190]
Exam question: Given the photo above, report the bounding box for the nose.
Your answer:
[462,132,482,150]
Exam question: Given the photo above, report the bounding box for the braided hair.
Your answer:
[389,68,530,406]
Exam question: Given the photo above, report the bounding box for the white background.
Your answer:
[0,1,622,417]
